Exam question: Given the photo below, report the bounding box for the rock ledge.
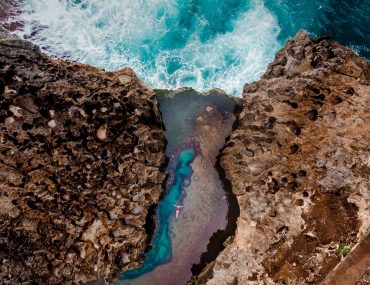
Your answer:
[0,39,166,284]
[194,30,370,285]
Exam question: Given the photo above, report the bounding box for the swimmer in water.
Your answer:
[174,204,184,219]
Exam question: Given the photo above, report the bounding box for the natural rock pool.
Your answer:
[116,89,236,285]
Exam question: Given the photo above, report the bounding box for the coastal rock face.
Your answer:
[0,40,166,284]
[194,31,370,284]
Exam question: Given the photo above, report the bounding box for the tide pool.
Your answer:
[115,89,235,285]
[120,148,195,280]
[5,0,370,95]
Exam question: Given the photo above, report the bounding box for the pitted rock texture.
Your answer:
[0,39,166,284]
[191,30,370,284]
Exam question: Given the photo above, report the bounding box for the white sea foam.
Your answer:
[10,0,282,96]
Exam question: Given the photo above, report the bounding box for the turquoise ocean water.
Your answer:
[5,0,370,96]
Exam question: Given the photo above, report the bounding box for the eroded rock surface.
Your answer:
[0,39,166,284]
[193,30,370,284]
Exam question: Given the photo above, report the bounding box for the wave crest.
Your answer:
[10,0,281,95]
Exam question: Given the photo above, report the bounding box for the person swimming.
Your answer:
[174,204,184,219]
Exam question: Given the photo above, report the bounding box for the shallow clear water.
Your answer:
[4,0,369,95]
[121,148,196,280]
[114,89,235,285]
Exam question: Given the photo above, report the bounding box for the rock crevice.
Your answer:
[1,30,370,285]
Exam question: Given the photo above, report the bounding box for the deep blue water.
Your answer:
[264,0,370,58]
[6,0,370,95]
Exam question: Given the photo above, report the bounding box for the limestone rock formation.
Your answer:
[192,30,370,284]
[0,39,166,284]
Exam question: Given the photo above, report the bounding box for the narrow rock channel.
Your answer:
[116,88,239,285]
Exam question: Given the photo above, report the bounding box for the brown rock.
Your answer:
[0,39,166,284]
[193,30,370,285]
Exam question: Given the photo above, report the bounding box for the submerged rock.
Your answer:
[0,39,166,284]
[191,30,370,284]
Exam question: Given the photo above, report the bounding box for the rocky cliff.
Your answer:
[0,39,166,284]
[1,30,370,285]
[191,30,370,284]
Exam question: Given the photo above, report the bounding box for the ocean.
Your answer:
[3,0,369,95]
